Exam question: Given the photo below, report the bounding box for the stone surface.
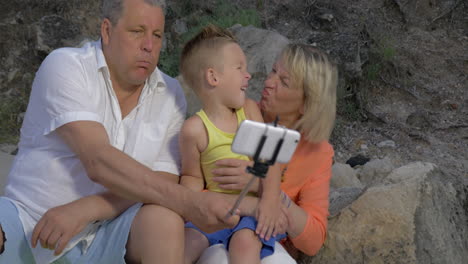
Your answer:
[0,152,14,195]
[331,163,363,189]
[299,162,468,264]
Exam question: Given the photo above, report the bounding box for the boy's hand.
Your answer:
[255,195,284,240]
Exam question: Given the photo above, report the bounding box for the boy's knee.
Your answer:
[230,229,261,250]
[0,224,5,254]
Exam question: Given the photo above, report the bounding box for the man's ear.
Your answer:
[101,18,112,45]
[206,68,219,87]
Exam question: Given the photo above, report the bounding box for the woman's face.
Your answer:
[259,58,305,125]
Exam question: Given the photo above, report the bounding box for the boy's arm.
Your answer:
[244,98,283,240]
[179,116,205,192]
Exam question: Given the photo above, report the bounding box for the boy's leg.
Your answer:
[184,227,209,264]
[125,204,185,264]
[229,228,262,264]
[0,197,35,263]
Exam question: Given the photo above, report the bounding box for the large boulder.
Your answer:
[299,162,468,264]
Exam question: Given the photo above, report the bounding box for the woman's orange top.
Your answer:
[280,138,334,256]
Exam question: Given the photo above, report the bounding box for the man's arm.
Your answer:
[55,120,239,229]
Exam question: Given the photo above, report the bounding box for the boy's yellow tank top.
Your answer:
[196,108,250,194]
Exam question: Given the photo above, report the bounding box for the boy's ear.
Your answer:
[206,68,219,86]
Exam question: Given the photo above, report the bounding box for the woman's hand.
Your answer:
[31,202,91,256]
[212,159,258,192]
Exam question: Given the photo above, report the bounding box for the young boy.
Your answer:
[179,25,285,264]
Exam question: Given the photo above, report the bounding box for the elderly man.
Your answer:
[0,0,238,263]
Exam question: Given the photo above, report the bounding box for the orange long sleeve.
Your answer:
[280,139,333,256]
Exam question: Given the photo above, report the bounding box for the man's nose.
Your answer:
[141,34,153,53]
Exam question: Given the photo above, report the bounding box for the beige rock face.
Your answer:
[299,162,467,264]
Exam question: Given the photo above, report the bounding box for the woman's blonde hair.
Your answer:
[281,44,338,143]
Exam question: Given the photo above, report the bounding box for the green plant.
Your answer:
[0,96,28,144]
[364,37,396,81]
[158,0,261,77]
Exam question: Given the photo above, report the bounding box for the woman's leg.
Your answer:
[196,244,229,264]
[229,228,262,264]
[125,204,185,264]
[184,227,209,264]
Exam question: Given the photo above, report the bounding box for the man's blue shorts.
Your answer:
[0,197,142,264]
[185,216,287,259]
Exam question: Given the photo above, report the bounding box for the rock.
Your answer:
[345,154,370,167]
[331,163,363,189]
[0,152,14,195]
[357,157,395,185]
[300,162,468,264]
[230,25,290,101]
[377,140,396,148]
[329,187,364,217]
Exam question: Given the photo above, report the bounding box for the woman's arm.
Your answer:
[284,168,331,256]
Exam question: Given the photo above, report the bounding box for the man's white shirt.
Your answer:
[4,40,186,263]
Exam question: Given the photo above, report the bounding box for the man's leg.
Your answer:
[125,204,185,264]
[0,197,35,263]
[0,224,5,254]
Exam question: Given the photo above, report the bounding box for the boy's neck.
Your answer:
[202,103,239,133]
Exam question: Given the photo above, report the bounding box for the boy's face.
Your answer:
[216,43,251,109]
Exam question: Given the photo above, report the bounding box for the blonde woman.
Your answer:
[198,44,338,263]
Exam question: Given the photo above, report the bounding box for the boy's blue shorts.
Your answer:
[185,216,287,259]
[0,197,142,264]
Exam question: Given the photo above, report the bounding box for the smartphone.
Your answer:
[232,120,300,163]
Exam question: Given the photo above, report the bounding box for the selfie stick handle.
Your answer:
[226,175,257,217]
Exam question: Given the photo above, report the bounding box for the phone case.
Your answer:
[232,120,300,163]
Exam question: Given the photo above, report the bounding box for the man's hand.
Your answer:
[212,159,258,192]
[185,191,240,233]
[31,203,90,256]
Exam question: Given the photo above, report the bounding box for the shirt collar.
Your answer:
[94,39,167,94]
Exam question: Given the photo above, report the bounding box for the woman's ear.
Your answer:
[101,18,112,45]
[206,68,219,87]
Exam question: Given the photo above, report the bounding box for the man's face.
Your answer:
[102,0,165,89]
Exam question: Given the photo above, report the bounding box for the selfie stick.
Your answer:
[227,117,283,217]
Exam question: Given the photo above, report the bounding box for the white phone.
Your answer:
[232,120,300,163]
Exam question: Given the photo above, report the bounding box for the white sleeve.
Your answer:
[26,49,101,136]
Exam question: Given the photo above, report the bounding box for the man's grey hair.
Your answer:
[102,0,167,25]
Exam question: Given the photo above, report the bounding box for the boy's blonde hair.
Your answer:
[281,44,338,143]
[180,24,238,93]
